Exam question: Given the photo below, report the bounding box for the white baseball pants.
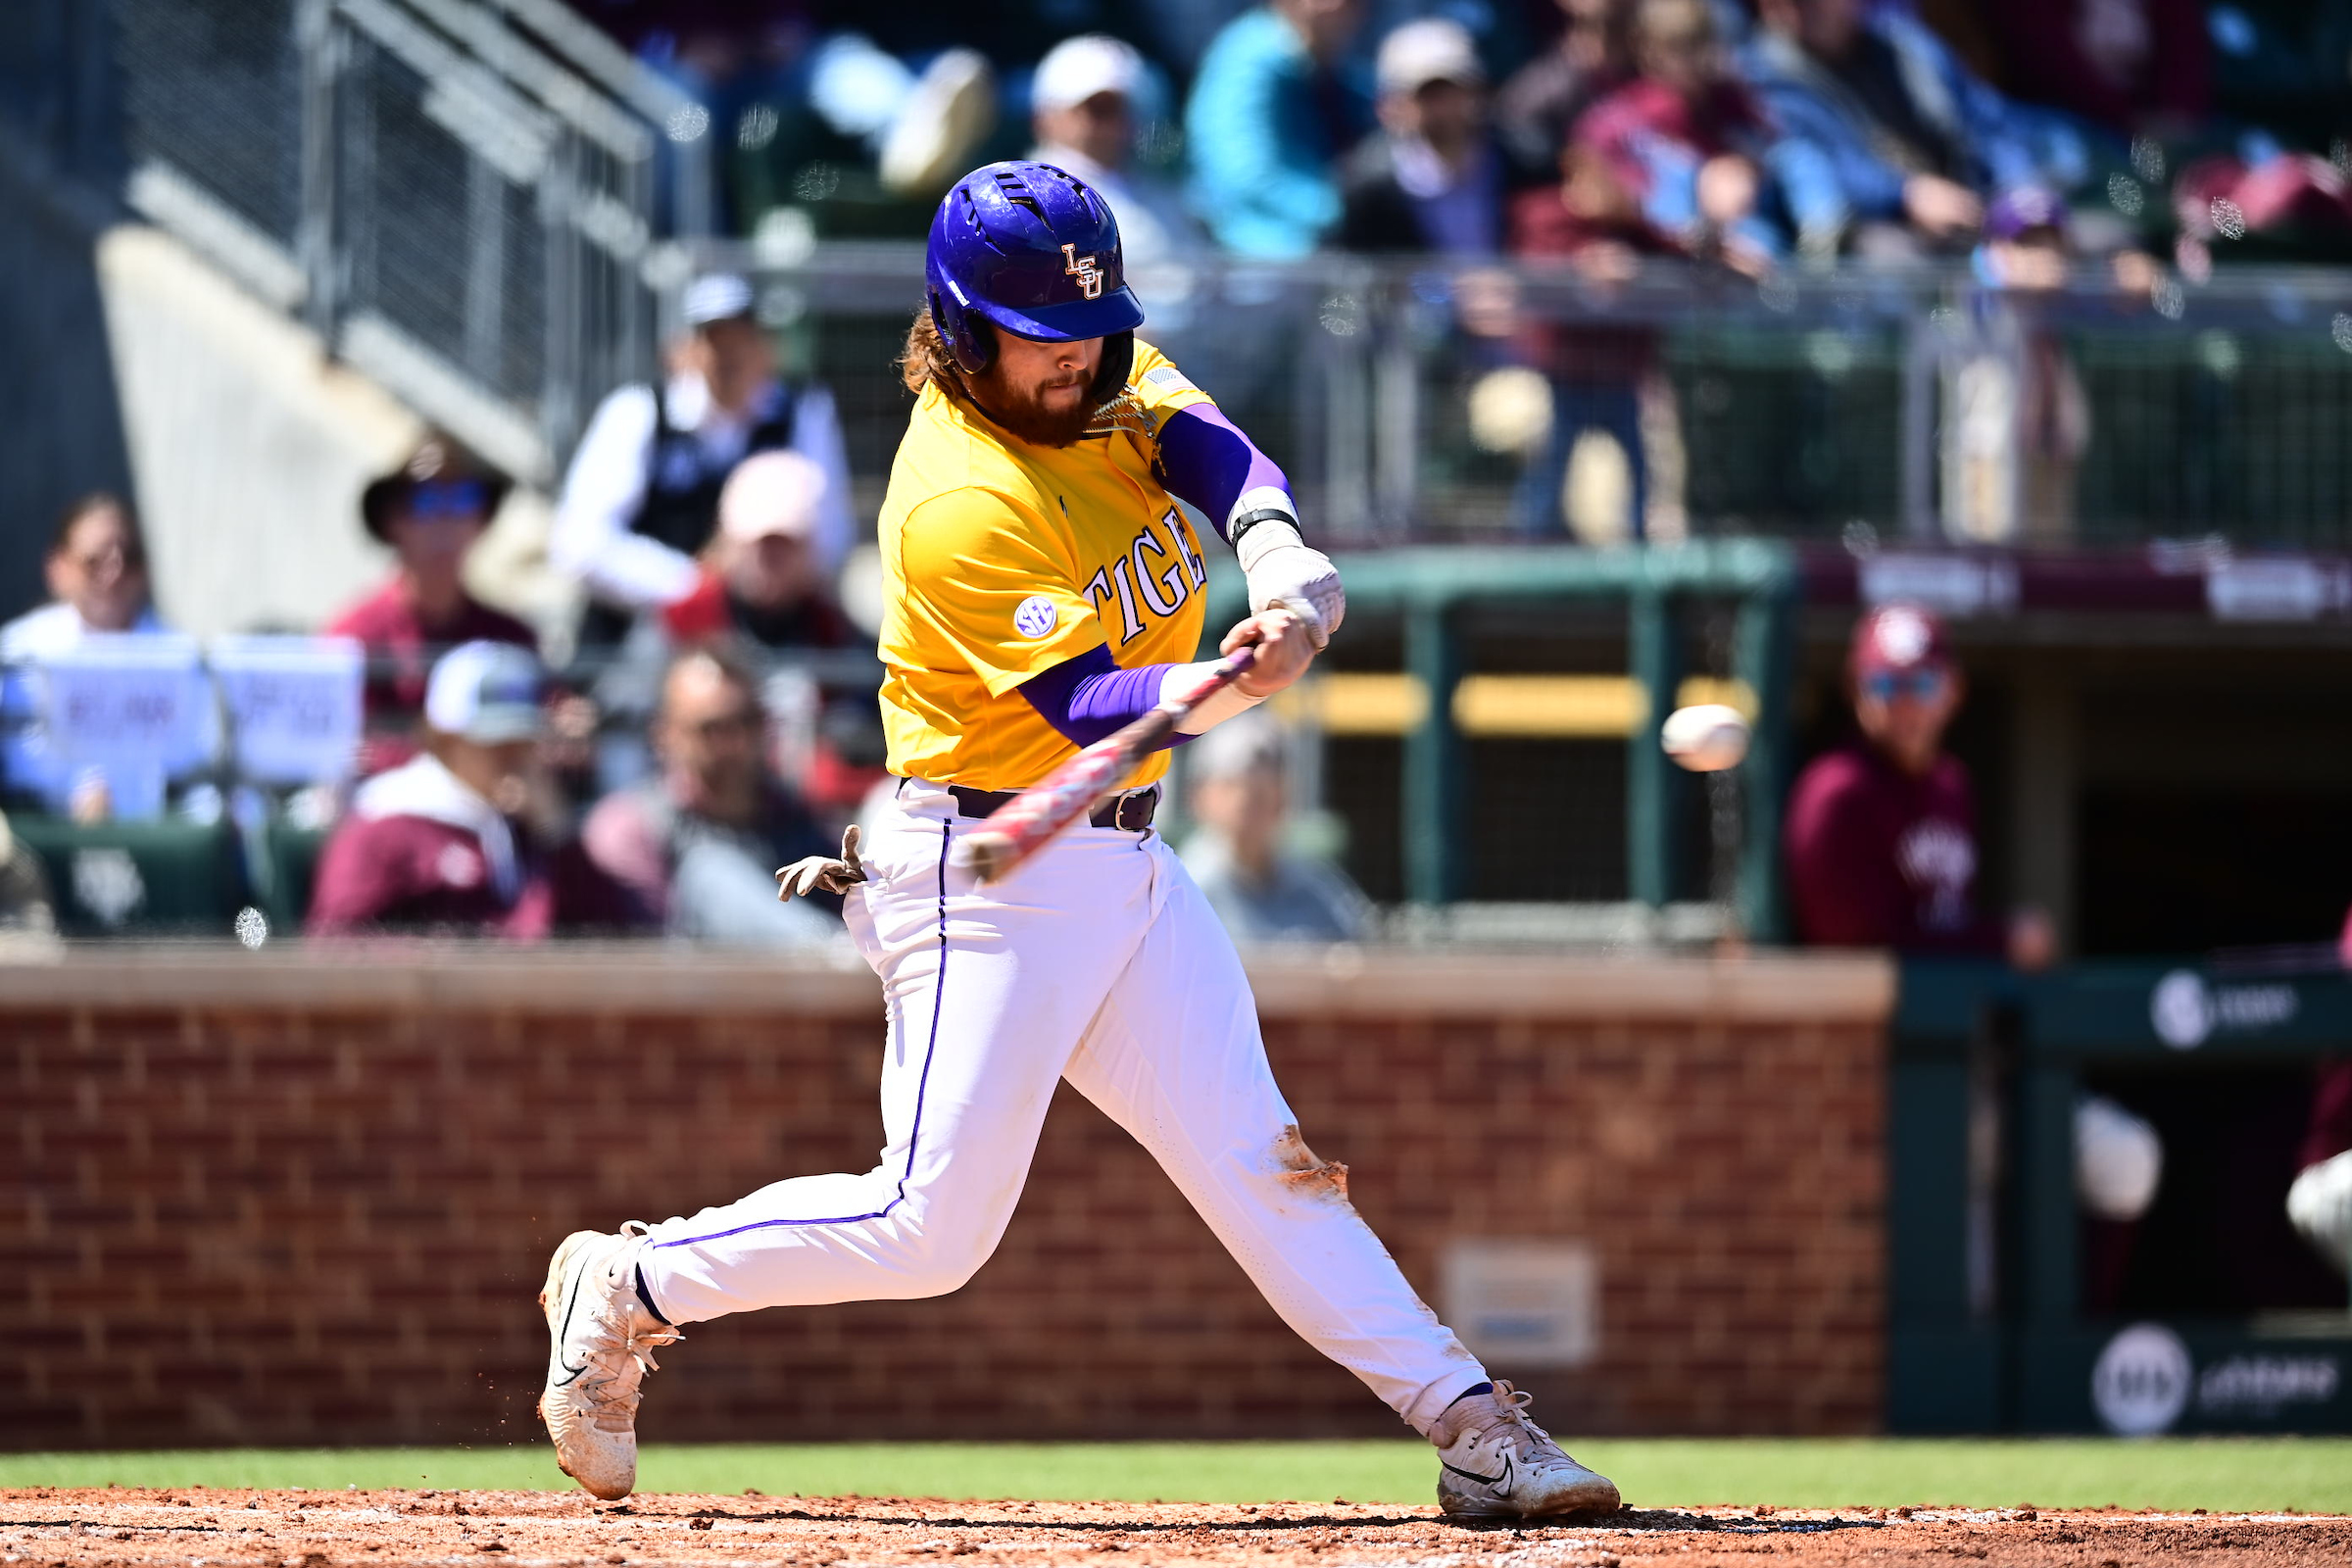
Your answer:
[636,778,1488,1435]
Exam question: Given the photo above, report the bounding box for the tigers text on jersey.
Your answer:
[876,340,1218,792]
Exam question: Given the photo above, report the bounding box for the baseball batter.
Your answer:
[537,161,1620,1523]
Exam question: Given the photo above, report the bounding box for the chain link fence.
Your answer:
[113,0,706,484]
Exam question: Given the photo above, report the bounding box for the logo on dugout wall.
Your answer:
[2149,969,2298,1051]
[2091,1322,2192,1436]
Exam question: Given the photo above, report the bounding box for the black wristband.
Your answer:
[1228,508,1298,547]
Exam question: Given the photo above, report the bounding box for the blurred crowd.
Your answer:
[590,0,2352,270]
[0,270,880,951]
[579,0,2349,546]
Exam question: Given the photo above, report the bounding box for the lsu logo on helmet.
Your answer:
[1061,243,1104,300]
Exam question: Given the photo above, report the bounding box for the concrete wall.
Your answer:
[88,225,572,640]
[94,225,419,637]
[3,947,1891,1448]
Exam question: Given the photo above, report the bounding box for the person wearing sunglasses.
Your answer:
[327,434,539,777]
[1783,601,2053,968]
[1788,605,2168,1313]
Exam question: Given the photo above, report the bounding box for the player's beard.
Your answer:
[969,367,1099,448]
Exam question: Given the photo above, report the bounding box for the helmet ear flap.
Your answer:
[929,287,995,375]
[1088,329,1136,407]
[959,315,996,375]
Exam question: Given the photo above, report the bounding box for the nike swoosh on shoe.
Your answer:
[552,1271,591,1386]
[1442,1455,1514,1494]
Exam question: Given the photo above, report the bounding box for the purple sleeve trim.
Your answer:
[1018,644,1195,752]
[1156,405,1292,541]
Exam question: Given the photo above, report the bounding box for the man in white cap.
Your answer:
[1340,17,1513,255]
[554,274,854,647]
[308,641,609,937]
[1028,34,1201,274]
[659,450,858,655]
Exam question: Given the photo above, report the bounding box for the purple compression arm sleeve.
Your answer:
[1155,405,1292,540]
[1019,643,1196,752]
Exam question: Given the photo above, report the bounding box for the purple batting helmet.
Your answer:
[924,160,1145,376]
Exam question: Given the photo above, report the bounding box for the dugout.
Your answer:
[1197,540,2352,962]
[1792,546,2352,960]
[1889,957,2352,1437]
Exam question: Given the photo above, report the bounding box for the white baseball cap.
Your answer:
[1188,709,1288,783]
[718,450,828,544]
[424,640,544,744]
[682,272,756,327]
[1032,34,1146,114]
[1376,18,1486,96]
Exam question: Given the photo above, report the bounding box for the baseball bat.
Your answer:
[957,646,1258,884]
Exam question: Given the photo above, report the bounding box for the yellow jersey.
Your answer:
[875,339,1218,792]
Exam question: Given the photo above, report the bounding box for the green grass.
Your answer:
[3,1440,2349,1513]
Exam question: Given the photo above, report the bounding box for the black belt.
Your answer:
[945,783,1160,832]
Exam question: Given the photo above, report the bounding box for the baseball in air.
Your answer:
[1660,704,1750,771]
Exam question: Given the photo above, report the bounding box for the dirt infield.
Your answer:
[4,1491,2348,1568]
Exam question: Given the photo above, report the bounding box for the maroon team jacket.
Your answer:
[1782,741,1999,954]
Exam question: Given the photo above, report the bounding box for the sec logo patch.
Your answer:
[1013,596,1058,638]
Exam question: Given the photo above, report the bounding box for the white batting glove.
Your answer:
[1231,489,1345,650]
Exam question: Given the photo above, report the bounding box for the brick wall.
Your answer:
[3,950,1890,1448]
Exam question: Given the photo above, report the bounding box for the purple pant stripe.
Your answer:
[653,819,954,1248]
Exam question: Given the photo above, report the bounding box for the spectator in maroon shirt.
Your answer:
[1783,603,2053,966]
[1788,607,2159,1303]
[1980,0,2210,139]
[1505,138,1668,539]
[652,451,883,817]
[325,435,537,776]
[308,642,614,938]
[657,450,855,655]
[1570,0,1780,276]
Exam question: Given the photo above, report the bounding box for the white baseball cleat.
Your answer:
[1432,1381,1622,1521]
[536,1222,680,1500]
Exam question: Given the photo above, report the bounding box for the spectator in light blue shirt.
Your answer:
[1184,0,1371,258]
[1739,0,2089,264]
[1180,710,1372,946]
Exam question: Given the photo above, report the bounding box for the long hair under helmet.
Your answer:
[924,160,1145,403]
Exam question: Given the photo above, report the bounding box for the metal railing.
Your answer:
[718,239,2352,553]
[112,0,708,484]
